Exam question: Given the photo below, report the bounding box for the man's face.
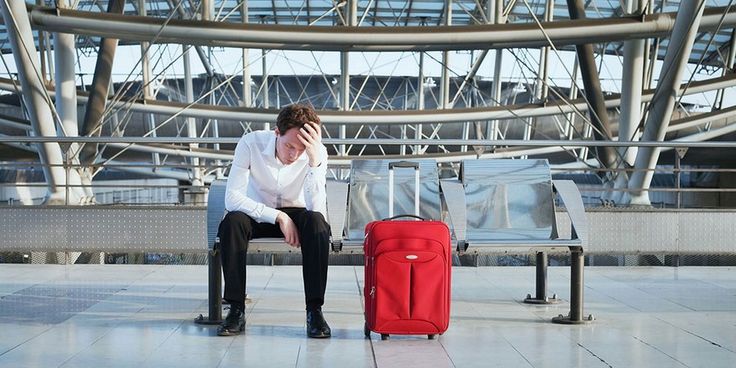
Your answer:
[275,127,306,165]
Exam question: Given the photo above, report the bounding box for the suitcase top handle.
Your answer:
[382,214,426,221]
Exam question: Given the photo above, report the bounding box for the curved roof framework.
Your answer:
[0,0,734,206]
[3,1,735,67]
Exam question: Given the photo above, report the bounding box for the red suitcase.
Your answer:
[363,161,452,340]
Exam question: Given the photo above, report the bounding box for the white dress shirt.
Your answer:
[224,130,328,224]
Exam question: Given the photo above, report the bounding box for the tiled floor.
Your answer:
[0,264,734,367]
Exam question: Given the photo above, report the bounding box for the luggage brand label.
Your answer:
[405,255,418,260]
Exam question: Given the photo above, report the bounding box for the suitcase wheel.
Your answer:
[428,334,436,340]
[381,334,390,340]
[364,323,370,338]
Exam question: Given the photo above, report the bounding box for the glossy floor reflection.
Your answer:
[0,265,734,367]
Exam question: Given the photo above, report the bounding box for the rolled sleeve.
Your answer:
[303,145,328,216]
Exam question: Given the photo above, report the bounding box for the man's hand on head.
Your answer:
[297,121,323,167]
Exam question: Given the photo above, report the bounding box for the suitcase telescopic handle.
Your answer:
[388,161,421,218]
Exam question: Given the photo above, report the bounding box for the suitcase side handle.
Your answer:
[382,214,426,221]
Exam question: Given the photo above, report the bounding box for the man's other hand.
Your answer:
[276,212,301,248]
[298,121,323,167]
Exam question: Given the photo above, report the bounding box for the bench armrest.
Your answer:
[552,180,588,248]
[326,180,349,249]
[440,179,467,250]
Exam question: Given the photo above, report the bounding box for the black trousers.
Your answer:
[216,208,330,310]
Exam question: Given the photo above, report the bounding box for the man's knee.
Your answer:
[302,211,329,233]
[220,211,253,234]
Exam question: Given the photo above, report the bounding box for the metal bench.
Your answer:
[340,159,442,248]
[441,159,592,324]
[195,178,349,324]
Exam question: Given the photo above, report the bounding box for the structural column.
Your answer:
[339,0,357,157]
[80,0,125,164]
[415,51,425,155]
[628,0,707,205]
[440,0,452,110]
[612,0,646,203]
[566,0,617,170]
[1,0,68,203]
[524,0,553,158]
[140,0,161,169]
[488,0,504,143]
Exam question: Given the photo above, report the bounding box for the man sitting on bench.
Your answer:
[216,104,331,338]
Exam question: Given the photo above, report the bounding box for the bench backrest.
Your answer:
[440,158,588,249]
[206,178,348,250]
[345,159,441,241]
[207,179,228,249]
[462,159,557,242]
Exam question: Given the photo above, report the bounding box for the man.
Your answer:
[216,104,331,338]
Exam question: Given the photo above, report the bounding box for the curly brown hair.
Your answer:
[276,104,321,133]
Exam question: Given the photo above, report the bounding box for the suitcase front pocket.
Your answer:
[375,248,446,327]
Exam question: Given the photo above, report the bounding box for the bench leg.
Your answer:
[524,251,560,304]
[194,249,223,325]
[552,246,593,324]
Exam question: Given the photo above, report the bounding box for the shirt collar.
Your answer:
[261,132,278,164]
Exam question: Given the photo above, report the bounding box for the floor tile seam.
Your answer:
[629,335,692,367]
[0,324,56,358]
[469,270,650,366]
[353,266,378,368]
[470,269,570,320]
[131,301,203,366]
[57,306,148,367]
[648,314,736,355]
[582,269,683,313]
[443,269,540,365]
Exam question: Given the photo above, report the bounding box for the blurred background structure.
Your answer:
[1,0,736,265]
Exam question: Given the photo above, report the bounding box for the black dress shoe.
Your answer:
[217,305,245,336]
[306,309,331,338]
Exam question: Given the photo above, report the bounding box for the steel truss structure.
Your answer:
[0,0,735,206]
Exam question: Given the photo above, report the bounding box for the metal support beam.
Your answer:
[183,45,203,191]
[54,0,91,205]
[415,51,425,155]
[80,0,125,165]
[714,28,736,112]
[524,0,554,158]
[440,0,451,109]
[611,0,646,204]
[202,0,213,21]
[487,0,504,143]
[140,0,161,169]
[241,0,252,109]
[28,5,736,51]
[618,0,646,166]
[338,0,357,157]
[1,73,734,126]
[566,0,617,170]
[168,0,215,77]
[0,0,69,203]
[628,0,707,205]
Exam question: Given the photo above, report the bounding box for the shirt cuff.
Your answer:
[261,207,280,224]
